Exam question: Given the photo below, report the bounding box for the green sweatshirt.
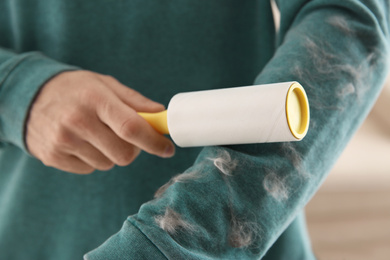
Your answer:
[0,0,389,259]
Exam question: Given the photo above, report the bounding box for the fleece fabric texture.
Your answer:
[0,0,389,259]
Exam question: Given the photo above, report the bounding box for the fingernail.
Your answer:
[163,144,175,158]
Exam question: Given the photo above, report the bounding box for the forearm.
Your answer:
[86,0,390,259]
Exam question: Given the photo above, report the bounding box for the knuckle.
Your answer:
[60,109,83,126]
[102,74,116,82]
[158,143,170,155]
[60,109,91,134]
[97,161,115,171]
[78,87,101,104]
[123,88,142,100]
[115,147,139,166]
[123,87,137,96]
[116,152,134,166]
[51,129,73,150]
[119,118,140,139]
[99,98,114,118]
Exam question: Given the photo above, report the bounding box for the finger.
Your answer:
[42,152,95,174]
[36,119,111,172]
[98,75,165,112]
[70,140,115,171]
[69,115,142,166]
[96,98,175,158]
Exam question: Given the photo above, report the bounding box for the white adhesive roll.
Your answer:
[167,81,309,147]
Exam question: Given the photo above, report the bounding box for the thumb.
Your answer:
[98,74,165,113]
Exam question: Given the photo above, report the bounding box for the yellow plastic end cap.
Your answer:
[138,110,169,135]
[286,82,310,140]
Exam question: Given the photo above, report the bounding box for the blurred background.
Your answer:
[306,73,390,260]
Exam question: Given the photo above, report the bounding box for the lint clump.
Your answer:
[209,149,238,176]
[228,215,262,249]
[155,207,197,235]
[154,170,202,199]
[263,171,290,202]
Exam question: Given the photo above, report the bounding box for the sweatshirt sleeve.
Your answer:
[85,0,390,259]
[0,48,79,151]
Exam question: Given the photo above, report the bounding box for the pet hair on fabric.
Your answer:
[208,150,238,176]
[263,171,289,202]
[155,207,196,235]
[228,215,262,248]
[154,171,201,198]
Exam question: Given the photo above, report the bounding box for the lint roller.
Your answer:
[138,81,310,147]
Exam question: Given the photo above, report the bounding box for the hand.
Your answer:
[26,70,175,174]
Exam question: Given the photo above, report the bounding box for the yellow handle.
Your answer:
[138,110,169,135]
